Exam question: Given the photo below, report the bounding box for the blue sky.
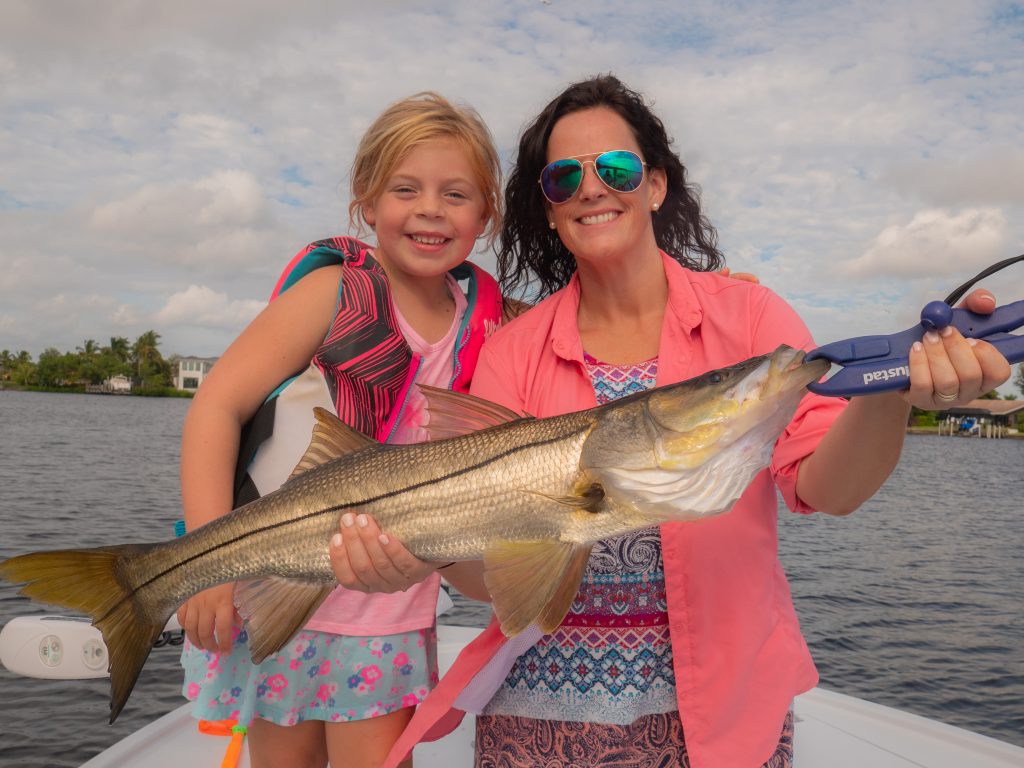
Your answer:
[1,0,1022,389]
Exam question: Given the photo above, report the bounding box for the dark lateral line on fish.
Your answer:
[96,426,589,624]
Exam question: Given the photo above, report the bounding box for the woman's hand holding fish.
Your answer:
[902,289,1010,410]
[330,513,438,593]
[176,583,240,653]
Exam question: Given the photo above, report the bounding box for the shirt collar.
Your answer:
[549,251,704,363]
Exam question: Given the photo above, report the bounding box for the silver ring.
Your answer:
[935,390,959,402]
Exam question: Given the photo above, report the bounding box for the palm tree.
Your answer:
[131,330,171,387]
[77,339,99,356]
[108,336,130,363]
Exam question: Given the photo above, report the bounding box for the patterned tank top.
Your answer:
[483,353,677,723]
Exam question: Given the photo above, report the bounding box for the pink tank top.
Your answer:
[304,275,467,636]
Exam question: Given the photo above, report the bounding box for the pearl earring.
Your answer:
[652,202,660,211]
[549,221,557,230]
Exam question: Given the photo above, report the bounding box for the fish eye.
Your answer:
[707,372,724,384]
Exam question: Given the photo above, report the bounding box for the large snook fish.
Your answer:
[0,345,827,722]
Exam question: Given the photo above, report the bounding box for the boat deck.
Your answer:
[83,625,1024,768]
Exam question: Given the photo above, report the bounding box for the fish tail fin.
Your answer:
[0,545,166,722]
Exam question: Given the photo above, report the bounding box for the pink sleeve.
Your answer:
[751,289,848,514]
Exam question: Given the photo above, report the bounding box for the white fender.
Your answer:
[0,615,183,680]
[2,589,453,680]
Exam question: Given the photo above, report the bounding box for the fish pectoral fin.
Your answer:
[288,408,377,481]
[235,578,334,663]
[483,540,592,638]
[418,385,529,440]
[525,482,605,511]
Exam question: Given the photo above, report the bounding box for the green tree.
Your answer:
[1015,364,1024,397]
[75,339,102,384]
[36,348,73,388]
[77,339,99,356]
[11,350,35,385]
[131,330,172,389]
[108,336,130,363]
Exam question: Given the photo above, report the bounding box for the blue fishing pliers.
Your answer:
[806,254,1024,397]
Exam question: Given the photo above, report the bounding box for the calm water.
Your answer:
[0,390,1021,766]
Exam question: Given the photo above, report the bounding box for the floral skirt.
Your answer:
[475,707,794,767]
[181,624,438,726]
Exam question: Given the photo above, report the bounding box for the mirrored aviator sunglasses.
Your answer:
[539,149,647,204]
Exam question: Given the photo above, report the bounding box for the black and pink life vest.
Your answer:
[234,236,503,507]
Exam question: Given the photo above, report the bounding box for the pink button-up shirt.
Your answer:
[385,253,847,768]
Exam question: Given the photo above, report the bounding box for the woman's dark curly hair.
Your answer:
[498,74,724,300]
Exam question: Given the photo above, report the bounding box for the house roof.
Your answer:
[939,399,1024,416]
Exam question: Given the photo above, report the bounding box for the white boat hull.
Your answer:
[78,624,1023,768]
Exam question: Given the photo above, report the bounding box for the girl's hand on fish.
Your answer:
[903,289,1010,409]
[330,512,437,593]
[176,583,240,653]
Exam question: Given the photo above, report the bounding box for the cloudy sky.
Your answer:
[2,0,1022,388]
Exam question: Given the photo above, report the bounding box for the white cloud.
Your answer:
[156,285,264,328]
[85,170,284,269]
[880,147,1024,207]
[89,170,271,236]
[170,114,257,152]
[840,208,1008,278]
[0,0,1022,367]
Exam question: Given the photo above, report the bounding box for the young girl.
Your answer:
[176,91,504,768]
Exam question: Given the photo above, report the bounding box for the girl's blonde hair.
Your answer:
[349,92,502,245]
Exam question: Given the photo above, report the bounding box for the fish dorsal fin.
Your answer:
[288,407,375,482]
[235,578,335,663]
[418,385,528,441]
[483,540,593,637]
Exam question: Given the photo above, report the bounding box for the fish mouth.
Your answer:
[783,349,830,389]
[758,346,830,399]
[729,348,823,405]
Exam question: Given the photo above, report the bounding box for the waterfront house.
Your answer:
[107,374,132,393]
[174,357,217,392]
[85,374,133,394]
[937,399,1024,437]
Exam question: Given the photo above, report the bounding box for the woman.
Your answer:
[330,75,1010,767]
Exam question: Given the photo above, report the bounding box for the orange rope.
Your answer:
[220,726,247,768]
[197,719,247,768]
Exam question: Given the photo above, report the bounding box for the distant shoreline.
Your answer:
[2,389,1019,436]
[0,385,192,399]
[907,426,1023,439]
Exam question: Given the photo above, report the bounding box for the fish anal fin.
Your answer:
[537,544,592,633]
[418,385,528,441]
[288,407,376,482]
[483,540,591,638]
[235,578,334,663]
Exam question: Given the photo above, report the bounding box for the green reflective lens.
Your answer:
[539,150,646,204]
[541,160,584,204]
[595,150,644,193]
